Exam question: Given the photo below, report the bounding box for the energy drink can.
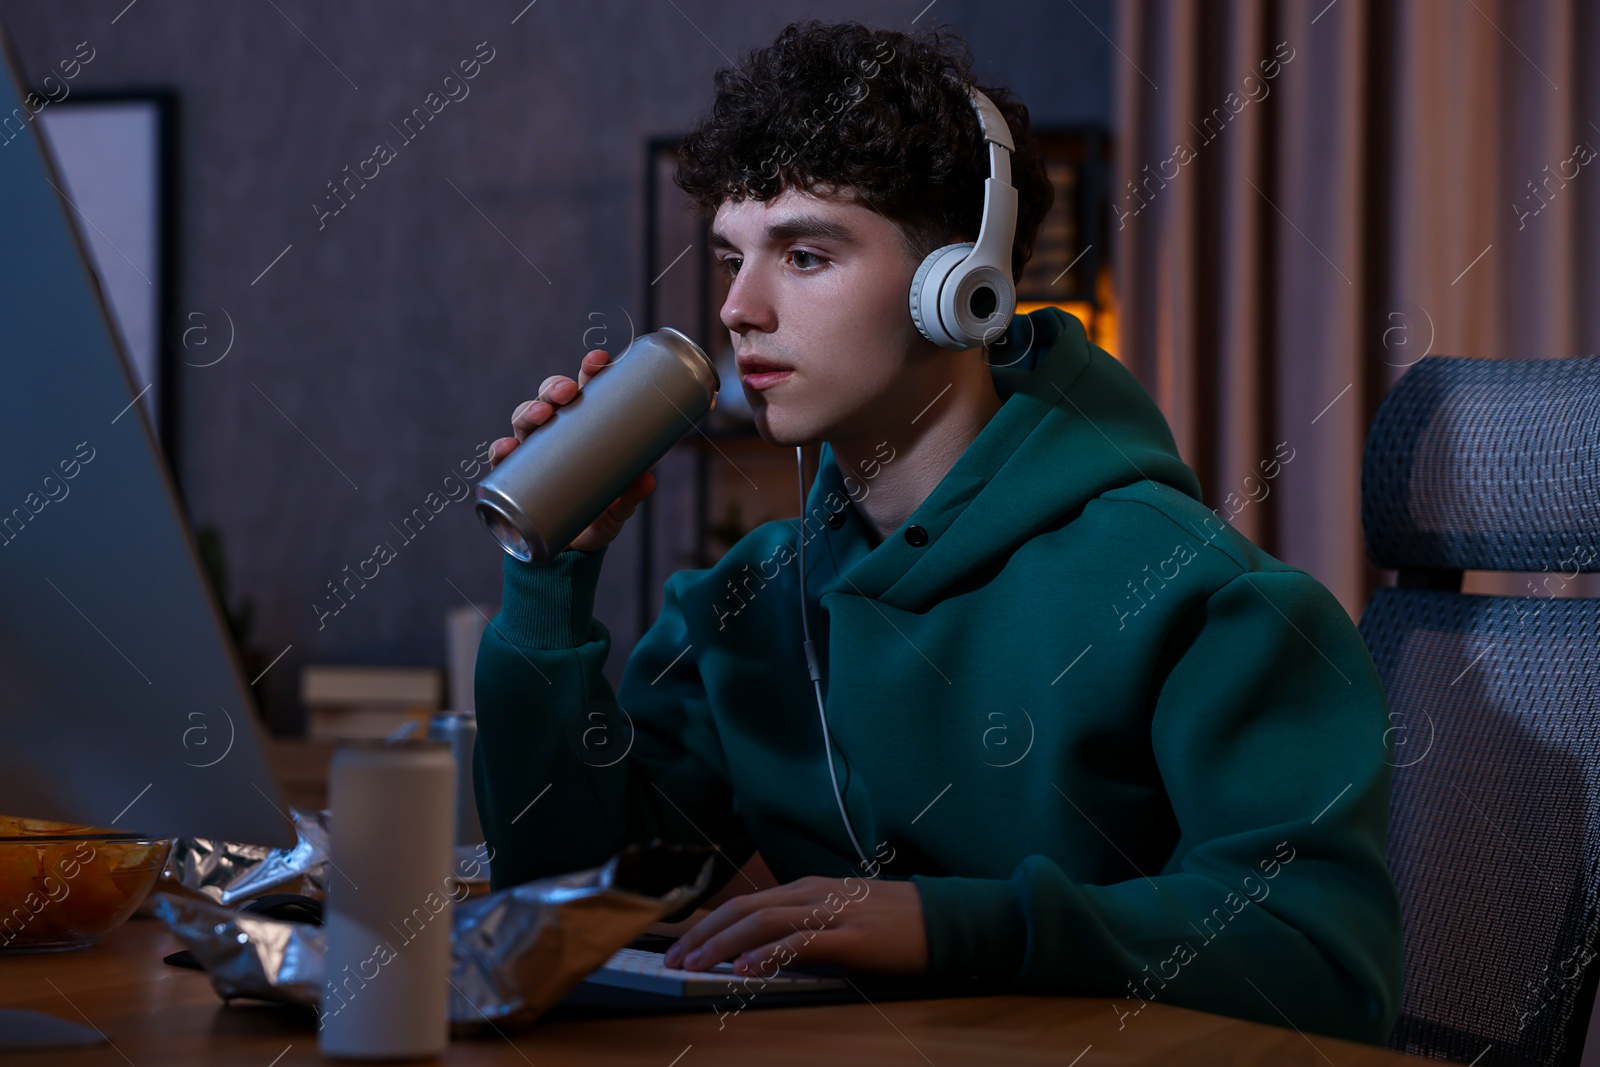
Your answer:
[320,739,456,1060]
[473,328,719,562]
[427,710,482,846]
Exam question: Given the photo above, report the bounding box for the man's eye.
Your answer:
[790,250,824,270]
[721,257,742,277]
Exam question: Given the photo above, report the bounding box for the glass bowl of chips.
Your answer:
[0,815,174,952]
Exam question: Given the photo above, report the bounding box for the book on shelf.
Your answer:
[300,664,442,742]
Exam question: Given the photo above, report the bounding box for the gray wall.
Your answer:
[0,0,1110,732]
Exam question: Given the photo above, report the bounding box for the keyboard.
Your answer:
[584,947,849,997]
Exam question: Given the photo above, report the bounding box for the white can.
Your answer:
[319,739,457,1060]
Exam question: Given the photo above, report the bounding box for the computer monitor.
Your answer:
[0,25,294,848]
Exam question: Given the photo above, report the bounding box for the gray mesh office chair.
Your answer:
[1358,353,1600,1066]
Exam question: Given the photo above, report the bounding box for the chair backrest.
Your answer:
[1359,354,1600,1067]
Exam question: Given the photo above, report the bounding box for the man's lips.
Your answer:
[732,355,790,391]
[736,354,792,376]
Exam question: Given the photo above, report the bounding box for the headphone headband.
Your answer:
[968,88,1015,153]
[907,86,1020,350]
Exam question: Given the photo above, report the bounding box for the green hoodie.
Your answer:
[473,307,1404,1045]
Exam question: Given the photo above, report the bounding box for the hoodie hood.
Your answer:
[805,307,1204,609]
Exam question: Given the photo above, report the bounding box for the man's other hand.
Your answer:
[660,875,928,979]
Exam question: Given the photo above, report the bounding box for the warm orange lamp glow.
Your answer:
[1013,264,1120,360]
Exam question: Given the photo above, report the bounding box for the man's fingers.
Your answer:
[671,906,821,972]
[664,878,832,968]
[622,469,656,505]
[513,351,611,449]
[488,436,518,467]
[602,472,656,521]
[511,400,548,437]
[663,878,924,980]
[537,379,577,405]
[565,471,659,553]
[663,891,763,966]
[576,348,611,390]
[731,930,821,979]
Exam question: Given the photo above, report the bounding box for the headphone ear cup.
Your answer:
[909,242,975,350]
[944,263,1015,349]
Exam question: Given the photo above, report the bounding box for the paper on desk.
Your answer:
[151,840,716,1032]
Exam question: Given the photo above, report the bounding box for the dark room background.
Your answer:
[0,0,1112,732]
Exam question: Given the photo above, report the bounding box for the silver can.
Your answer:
[427,710,482,846]
[474,328,720,562]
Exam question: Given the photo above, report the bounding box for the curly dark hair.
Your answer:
[674,20,1053,282]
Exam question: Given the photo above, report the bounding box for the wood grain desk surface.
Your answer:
[0,917,1434,1066]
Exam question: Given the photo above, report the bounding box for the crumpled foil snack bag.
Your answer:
[152,896,327,1005]
[159,807,331,906]
[152,841,716,1032]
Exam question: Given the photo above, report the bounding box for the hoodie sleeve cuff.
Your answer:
[911,872,1029,984]
[496,544,608,650]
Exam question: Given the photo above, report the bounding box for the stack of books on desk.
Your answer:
[300,665,442,741]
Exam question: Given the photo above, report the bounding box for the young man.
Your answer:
[475,20,1403,1045]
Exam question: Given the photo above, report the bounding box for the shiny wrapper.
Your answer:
[152,841,716,1031]
[161,807,330,906]
[151,893,326,1005]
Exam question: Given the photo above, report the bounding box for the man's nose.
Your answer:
[719,263,777,336]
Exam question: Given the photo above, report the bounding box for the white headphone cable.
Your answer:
[795,444,873,871]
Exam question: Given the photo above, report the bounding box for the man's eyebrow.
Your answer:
[708,214,859,252]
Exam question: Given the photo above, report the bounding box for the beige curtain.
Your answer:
[1113,0,1600,618]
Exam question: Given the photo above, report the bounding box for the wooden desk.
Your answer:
[0,917,1432,1066]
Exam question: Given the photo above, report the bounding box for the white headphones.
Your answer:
[907,87,1019,351]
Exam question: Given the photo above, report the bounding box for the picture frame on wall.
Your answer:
[35,90,180,471]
